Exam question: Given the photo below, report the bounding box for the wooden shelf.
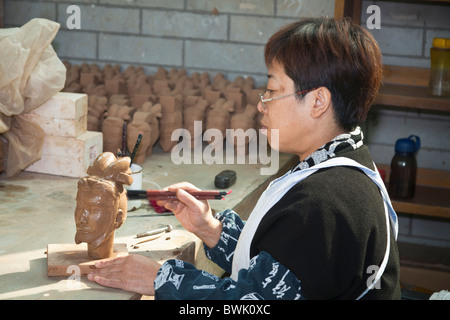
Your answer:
[375,65,450,112]
[372,66,450,219]
[391,185,450,219]
[377,84,450,112]
[377,164,450,219]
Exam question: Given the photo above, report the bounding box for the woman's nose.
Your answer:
[257,100,265,114]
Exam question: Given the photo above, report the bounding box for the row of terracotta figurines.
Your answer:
[62,62,265,164]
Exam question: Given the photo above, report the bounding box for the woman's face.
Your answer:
[257,60,315,159]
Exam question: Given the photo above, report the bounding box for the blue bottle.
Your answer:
[389,135,421,199]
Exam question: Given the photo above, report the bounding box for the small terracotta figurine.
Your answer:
[108,94,130,106]
[74,152,133,259]
[82,83,106,96]
[139,102,162,154]
[102,64,121,81]
[225,87,246,114]
[87,95,108,131]
[0,139,4,173]
[127,113,152,164]
[229,104,258,154]
[106,104,136,122]
[212,73,230,94]
[241,76,256,99]
[102,104,136,153]
[230,104,258,131]
[152,80,172,96]
[206,98,235,147]
[191,72,211,96]
[105,78,127,96]
[63,62,81,93]
[183,97,210,148]
[102,116,125,154]
[159,95,182,152]
[128,74,153,96]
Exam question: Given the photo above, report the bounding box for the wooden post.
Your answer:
[0,0,3,28]
[334,0,362,25]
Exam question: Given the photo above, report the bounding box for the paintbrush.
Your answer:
[127,189,231,201]
[121,122,127,156]
[129,132,143,165]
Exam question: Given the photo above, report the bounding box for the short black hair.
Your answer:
[264,17,382,131]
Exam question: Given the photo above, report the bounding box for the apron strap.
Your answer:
[231,157,398,299]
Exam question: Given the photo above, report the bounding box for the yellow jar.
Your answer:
[428,37,450,97]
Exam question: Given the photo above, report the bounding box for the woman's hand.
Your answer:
[87,254,161,296]
[157,182,222,248]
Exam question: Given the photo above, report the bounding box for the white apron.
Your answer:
[230,157,398,299]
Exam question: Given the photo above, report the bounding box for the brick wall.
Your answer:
[361,0,450,68]
[4,0,450,248]
[3,0,334,87]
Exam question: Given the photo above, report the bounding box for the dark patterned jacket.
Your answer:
[154,145,401,300]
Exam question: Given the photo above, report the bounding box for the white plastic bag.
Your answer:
[0,18,66,176]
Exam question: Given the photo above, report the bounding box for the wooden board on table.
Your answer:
[47,243,127,277]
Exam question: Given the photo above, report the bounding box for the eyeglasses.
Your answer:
[258,88,317,111]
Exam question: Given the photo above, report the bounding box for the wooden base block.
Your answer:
[23,92,88,137]
[30,92,87,119]
[22,113,87,138]
[47,243,127,277]
[25,131,103,178]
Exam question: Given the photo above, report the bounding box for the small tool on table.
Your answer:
[136,224,173,238]
[131,224,172,249]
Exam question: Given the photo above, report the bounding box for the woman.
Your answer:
[88,17,401,300]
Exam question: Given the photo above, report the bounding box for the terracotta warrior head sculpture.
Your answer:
[74,152,133,259]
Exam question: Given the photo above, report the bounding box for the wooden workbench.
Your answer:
[0,145,296,300]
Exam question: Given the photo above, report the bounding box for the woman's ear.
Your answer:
[310,87,332,119]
